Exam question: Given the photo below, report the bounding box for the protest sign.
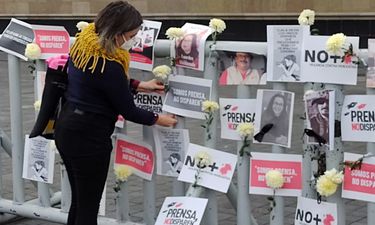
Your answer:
[294,197,338,225]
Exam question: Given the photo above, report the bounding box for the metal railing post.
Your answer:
[236,85,252,225]
[8,54,25,203]
[325,84,345,225]
[269,82,286,225]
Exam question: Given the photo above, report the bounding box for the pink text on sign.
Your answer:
[250,160,302,189]
[343,162,375,194]
[115,139,153,174]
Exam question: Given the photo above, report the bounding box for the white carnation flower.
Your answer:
[76,21,89,31]
[194,151,211,167]
[34,100,42,111]
[165,27,185,40]
[209,18,226,33]
[25,43,42,60]
[237,123,254,138]
[326,33,346,55]
[152,65,171,81]
[298,9,315,26]
[265,170,284,189]
[201,100,219,113]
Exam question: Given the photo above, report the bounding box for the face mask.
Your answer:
[121,35,136,51]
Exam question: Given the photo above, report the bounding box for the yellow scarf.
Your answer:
[70,23,130,76]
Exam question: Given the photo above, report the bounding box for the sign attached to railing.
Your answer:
[114,134,154,180]
[129,20,162,71]
[155,196,208,225]
[342,152,375,203]
[341,95,375,142]
[0,18,34,60]
[294,197,338,225]
[163,75,212,120]
[0,18,70,60]
[250,152,302,197]
[32,24,70,59]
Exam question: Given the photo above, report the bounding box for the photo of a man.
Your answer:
[304,90,334,148]
[218,51,267,85]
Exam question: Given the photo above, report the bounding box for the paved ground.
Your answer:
[0,53,369,225]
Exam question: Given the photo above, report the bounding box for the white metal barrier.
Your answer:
[0,39,372,225]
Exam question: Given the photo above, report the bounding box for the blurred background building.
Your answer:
[0,0,375,47]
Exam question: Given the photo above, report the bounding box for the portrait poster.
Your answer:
[153,127,190,177]
[304,90,335,150]
[267,25,309,82]
[31,24,70,59]
[253,89,294,148]
[302,35,359,85]
[134,92,164,114]
[0,18,34,60]
[366,39,375,88]
[130,20,162,71]
[294,197,338,225]
[217,49,267,85]
[175,23,212,71]
[178,143,237,193]
[155,196,208,225]
[219,98,257,140]
[249,152,302,197]
[341,95,375,142]
[114,134,154,180]
[162,75,212,120]
[342,153,375,203]
[22,135,55,184]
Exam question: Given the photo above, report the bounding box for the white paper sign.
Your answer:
[267,25,309,82]
[22,135,55,184]
[302,35,359,85]
[178,143,237,193]
[295,197,338,225]
[304,90,335,150]
[219,98,256,140]
[155,196,208,225]
[163,75,212,119]
[342,153,375,203]
[153,127,190,177]
[341,95,375,142]
[254,89,294,148]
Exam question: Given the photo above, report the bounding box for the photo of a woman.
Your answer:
[256,90,294,147]
[277,54,300,81]
[176,33,199,68]
[31,160,48,182]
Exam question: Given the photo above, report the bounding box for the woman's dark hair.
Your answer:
[176,33,199,59]
[95,1,143,54]
[263,93,287,121]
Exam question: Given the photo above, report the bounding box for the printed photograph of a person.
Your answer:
[30,160,48,182]
[305,91,331,146]
[277,54,300,81]
[219,51,267,85]
[255,90,294,147]
[176,33,199,69]
[165,153,183,177]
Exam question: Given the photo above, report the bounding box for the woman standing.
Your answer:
[55,1,177,225]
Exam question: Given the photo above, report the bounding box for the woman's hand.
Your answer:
[137,79,164,94]
[156,114,177,127]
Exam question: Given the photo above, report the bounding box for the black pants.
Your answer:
[55,103,115,225]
